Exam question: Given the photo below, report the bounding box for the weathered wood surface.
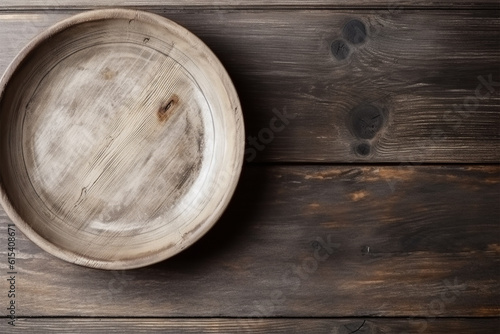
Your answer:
[0,4,498,333]
[0,10,498,163]
[0,0,498,10]
[0,166,498,317]
[7,318,500,333]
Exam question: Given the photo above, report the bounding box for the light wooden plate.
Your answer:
[0,9,244,269]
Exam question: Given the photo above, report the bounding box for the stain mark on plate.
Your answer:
[158,94,179,123]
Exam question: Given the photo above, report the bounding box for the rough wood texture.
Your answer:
[0,9,244,269]
[0,166,498,317]
[1,10,498,163]
[1,0,499,9]
[8,318,500,333]
[0,4,498,332]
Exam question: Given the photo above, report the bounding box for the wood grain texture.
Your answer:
[1,0,499,10]
[0,5,498,331]
[7,318,500,333]
[1,10,497,163]
[0,165,498,317]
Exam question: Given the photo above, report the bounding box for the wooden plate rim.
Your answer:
[0,8,244,269]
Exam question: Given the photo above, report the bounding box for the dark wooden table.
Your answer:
[1,1,499,332]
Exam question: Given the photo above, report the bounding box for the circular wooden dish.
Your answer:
[0,9,244,269]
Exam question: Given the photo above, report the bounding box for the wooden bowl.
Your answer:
[0,9,244,269]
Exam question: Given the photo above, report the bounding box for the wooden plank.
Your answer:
[2,10,498,163]
[6,318,500,333]
[0,0,498,10]
[0,165,498,317]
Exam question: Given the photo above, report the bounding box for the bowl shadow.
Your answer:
[147,164,268,270]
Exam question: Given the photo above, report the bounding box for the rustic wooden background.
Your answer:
[0,0,499,332]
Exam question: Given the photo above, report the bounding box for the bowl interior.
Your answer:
[0,10,243,269]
